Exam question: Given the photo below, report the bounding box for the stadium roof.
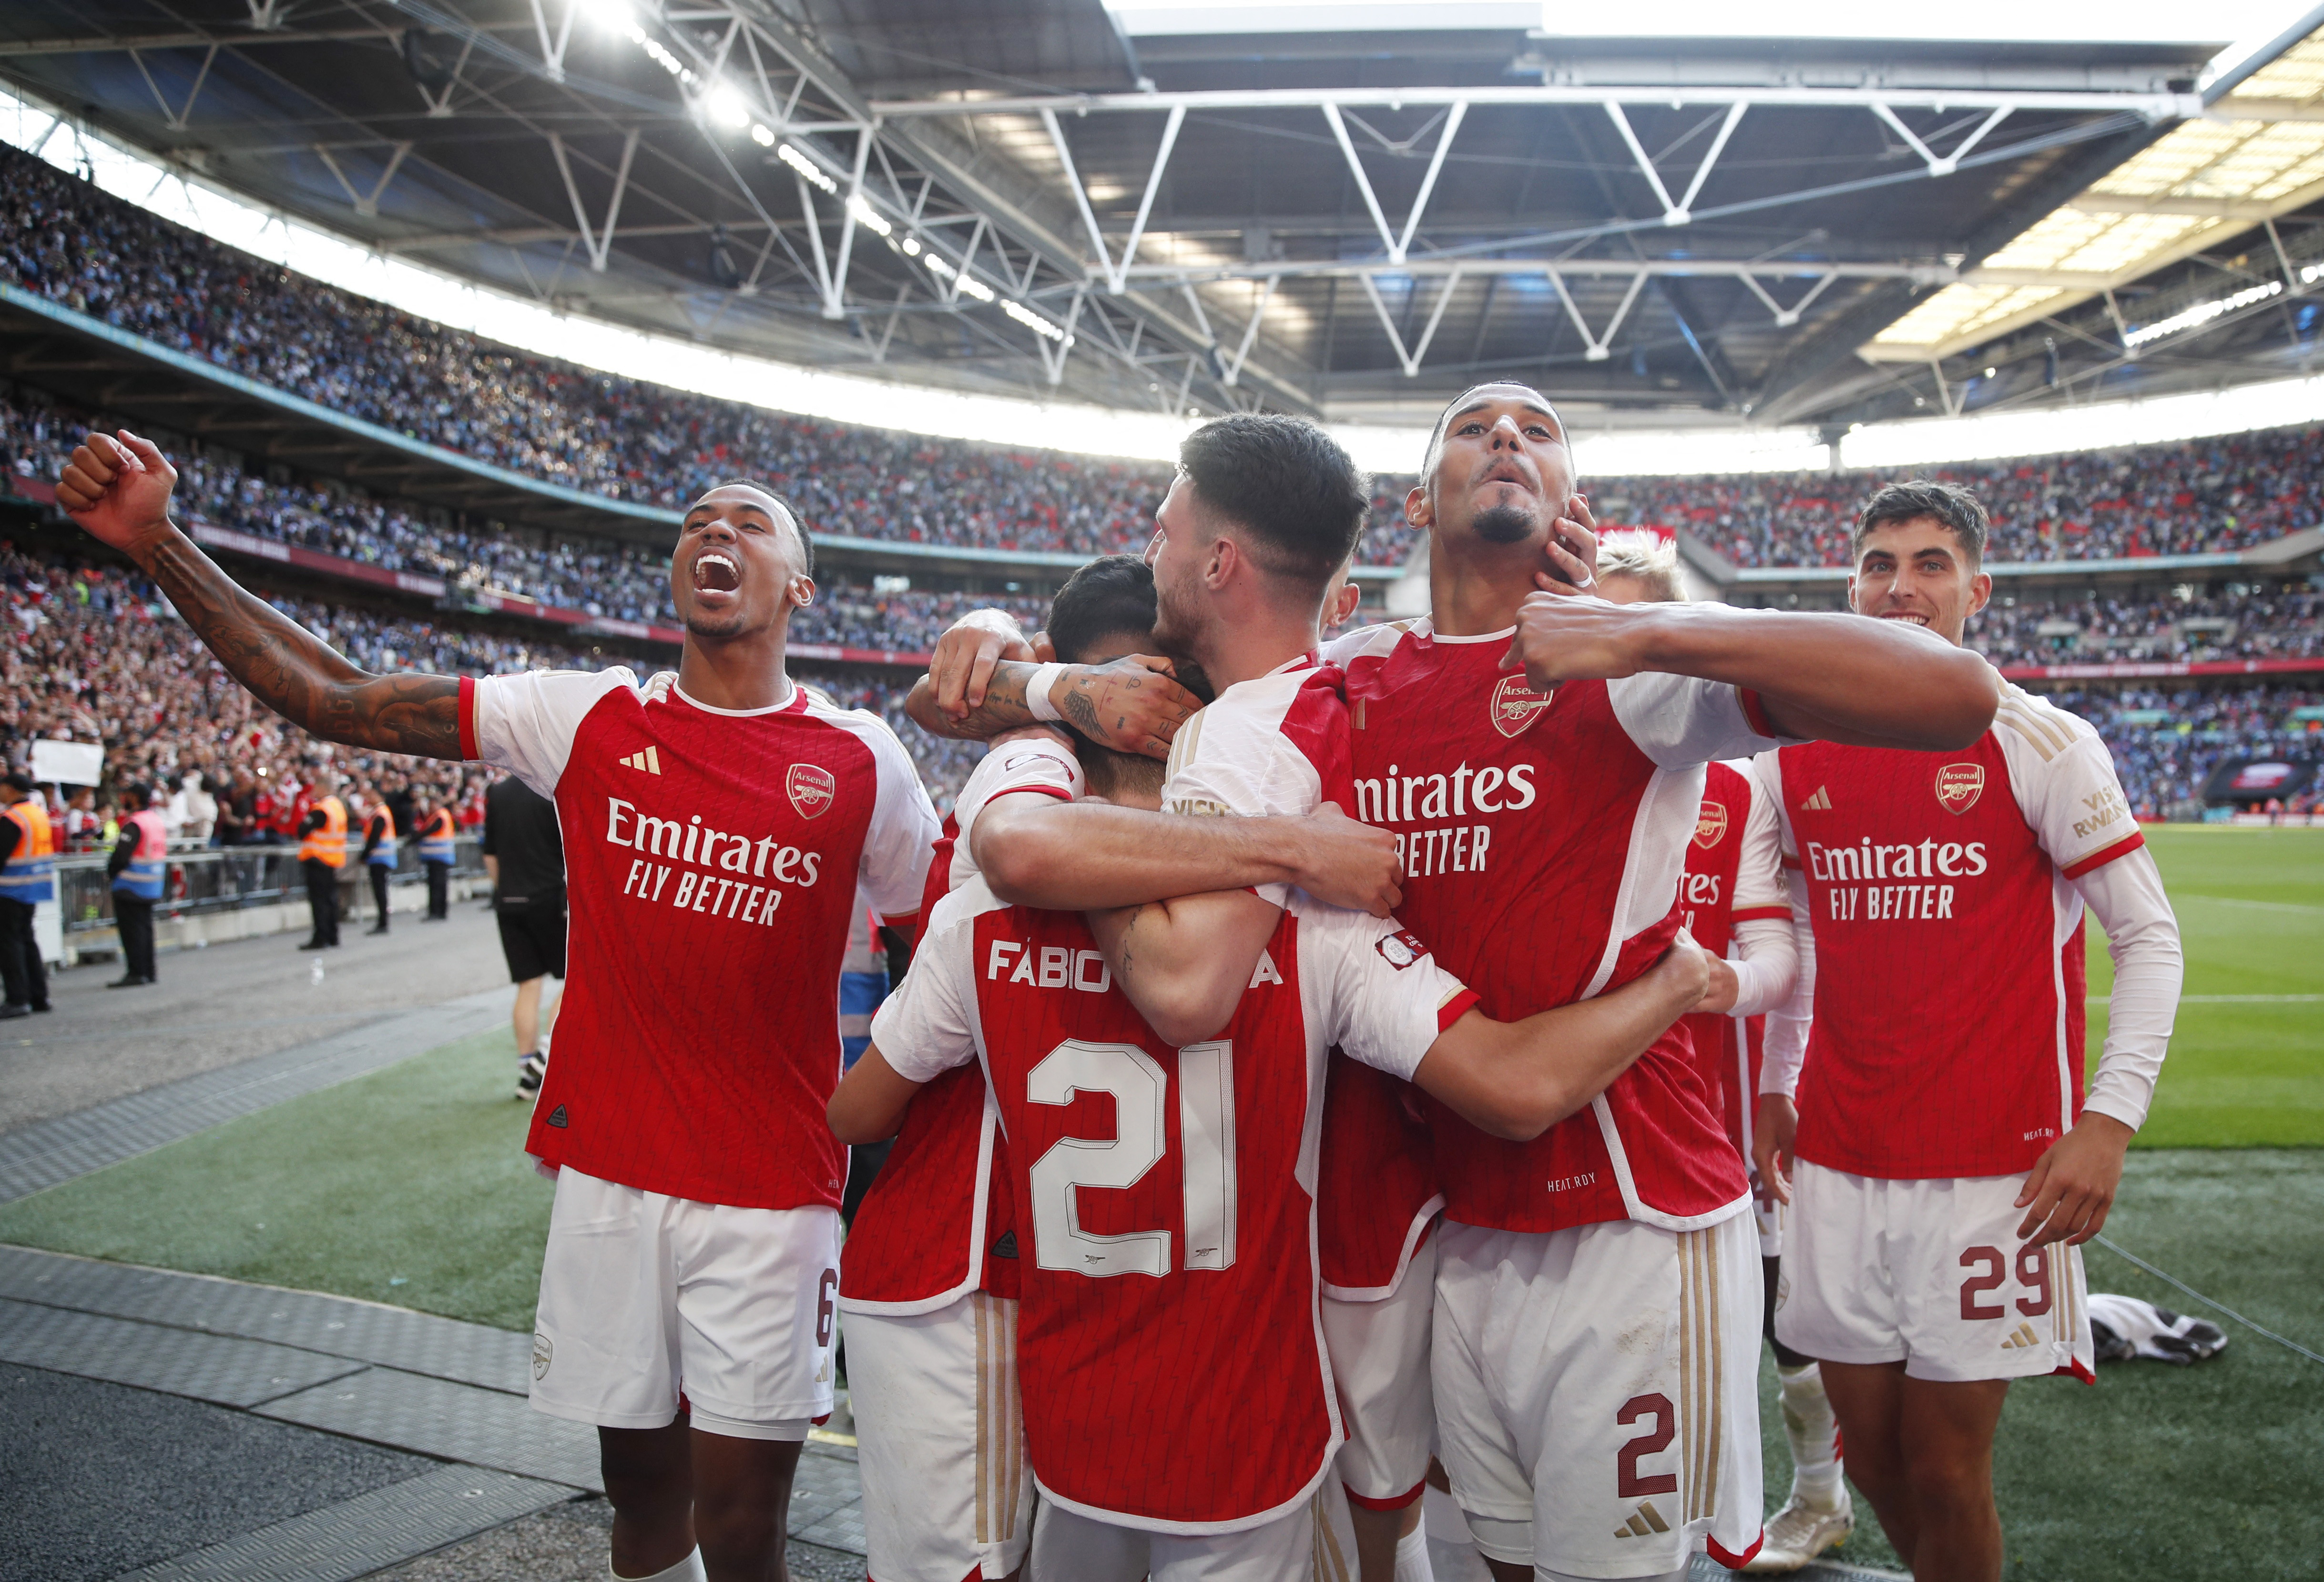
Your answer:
[7,0,2324,439]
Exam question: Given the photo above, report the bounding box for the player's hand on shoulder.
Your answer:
[930,609,1034,717]
[641,669,679,703]
[59,429,179,553]
[1293,800,1401,917]
[2015,1112,2133,1246]
[1753,1094,1798,1204]
[1501,588,1649,689]
[1057,654,1203,759]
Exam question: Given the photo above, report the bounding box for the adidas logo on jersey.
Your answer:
[1801,785,1832,811]
[1614,1500,1672,1539]
[2001,1322,2045,1350]
[619,746,663,775]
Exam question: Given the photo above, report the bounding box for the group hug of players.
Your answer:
[55,380,2180,1582]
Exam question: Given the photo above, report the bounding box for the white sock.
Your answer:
[1394,1519,1435,1582]
[1778,1361,1845,1506]
[612,1548,707,1582]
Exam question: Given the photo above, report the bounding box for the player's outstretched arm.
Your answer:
[978,797,1401,917]
[827,1047,927,1145]
[905,653,1203,759]
[57,431,465,759]
[1505,597,1997,750]
[1417,942,1710,1141]
[1085,889,1284,1046]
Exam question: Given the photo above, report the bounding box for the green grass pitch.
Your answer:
[0,827,2316,1576]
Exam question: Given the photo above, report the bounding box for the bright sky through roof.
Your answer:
[1105,0,2303,52]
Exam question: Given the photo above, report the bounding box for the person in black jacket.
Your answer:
[482,774,566,1100]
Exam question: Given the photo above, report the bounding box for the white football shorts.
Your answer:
[1776,1160,2095,1384]
[530,1166,840,1438]
[847,1290,1034,1582]
[1320,1227,1437,1510]
[1029,1481,1356,1582]
[1433,1211,1764,1577]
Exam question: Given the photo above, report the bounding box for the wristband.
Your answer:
[1025,663,1066,723]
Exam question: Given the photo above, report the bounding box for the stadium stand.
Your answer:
[2066,686,2324,819]
[2,385,1050,653]
[0,145,1179,561]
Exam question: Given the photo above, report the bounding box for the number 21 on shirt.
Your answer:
[1025,1038,1238,1278]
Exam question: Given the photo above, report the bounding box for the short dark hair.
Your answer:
[1423,381,1558,480]
[1177,415,1366,587]
[1048,555,1156,665]
[3,772,32,795]
[1853,481,1989,567]
[706,480,813,576]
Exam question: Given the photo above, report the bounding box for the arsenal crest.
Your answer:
[787,763,837,819]
[1934,762,1986,815]
[1489,674,1554,738]
[1693,801,1729,850]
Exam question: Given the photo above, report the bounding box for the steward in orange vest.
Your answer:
[297,779,347,951]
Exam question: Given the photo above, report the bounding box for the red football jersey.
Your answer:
[1327,620,1782,1234]
[1677,760,1793,1138]
[462,669,937,1209]
[840,740,1078,1311]
[1159,655,1441,1296]
[1764,688,2145,1179]
[872,883,1474,1532]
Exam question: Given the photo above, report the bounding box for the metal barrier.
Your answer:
[54,837,487,933]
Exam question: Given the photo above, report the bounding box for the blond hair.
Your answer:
[1594,531,1683,602]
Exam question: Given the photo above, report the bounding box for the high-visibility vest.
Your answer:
[111,808,169,900]
[299,796,347,868]
[365,804,399,867]
[418,807,457,866]
[0,800,55,905]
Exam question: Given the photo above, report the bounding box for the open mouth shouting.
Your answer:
[692,549,743,603]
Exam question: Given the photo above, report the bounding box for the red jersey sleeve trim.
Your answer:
[1729,905,1795,923]
[1737,685,1777,738]
[1345,1477,1428,1512]
[1437,987,1481,1032]
[2061,828,2144,881]
[989,785,1072,804]
[456,675,479,761]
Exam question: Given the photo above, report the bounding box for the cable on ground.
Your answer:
[2092,1234,2324,1365]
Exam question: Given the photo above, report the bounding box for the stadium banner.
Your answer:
[188,520,448,597]
[2201,756,2318,805]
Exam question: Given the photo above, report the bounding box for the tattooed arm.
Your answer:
[904,653,1203,759]
[57,431,467,759]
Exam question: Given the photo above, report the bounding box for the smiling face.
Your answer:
[1849,515,1991,647]
[1410,383,1577,557]
[671,484,813,641]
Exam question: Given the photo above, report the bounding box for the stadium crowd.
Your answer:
[2064,685,2324,817]
[3,382,1050,650]
[1967,588,2324,668]
[1,544,987,833]
[14,143,2320,577]
[0,146,1174,561]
